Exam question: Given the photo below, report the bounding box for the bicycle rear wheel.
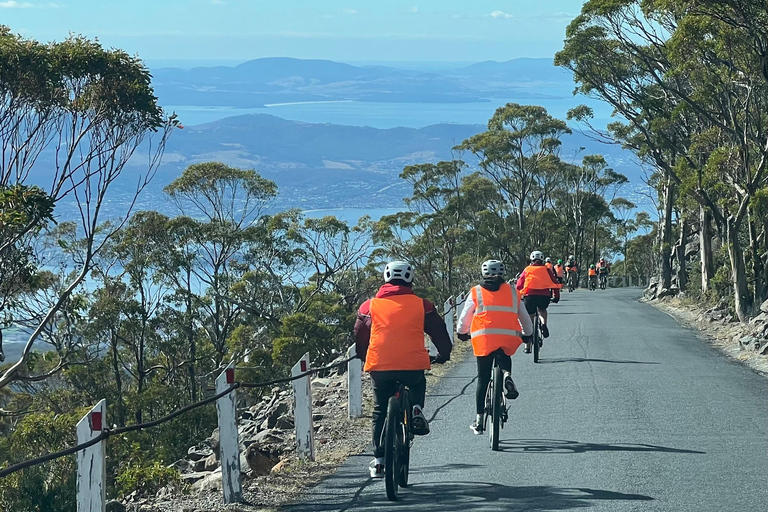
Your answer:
[533,317,541,363]
[397,392,411,488]
[384,395,400,501]
[489,364,502,451]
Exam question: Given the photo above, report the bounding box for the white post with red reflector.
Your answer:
[216,364,242,503]
[292,352,315,461]
[76,399,106,512]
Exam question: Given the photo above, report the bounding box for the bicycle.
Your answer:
[483,350,509,451]
[382,382,413,501]
[525,312,543,363]
[599,273,607,290]
[588,276,596,291]
[567,272,576,292]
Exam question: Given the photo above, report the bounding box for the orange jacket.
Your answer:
[470,283,523,356]
[519,265,562,296]
[364,293,430,372]
[589,268,597,276]
[554,264,565,278]
[545,262,554,271]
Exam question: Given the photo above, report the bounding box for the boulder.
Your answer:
[761,300,768,314]
[657,288,676,299]
[275,414,294,430]
[749,312,768,326]
[187,447,212,462]
[106,500,127,512]
[739,336,758,351]
[191,469,222,493]
[180,472,209,484]
[244,444,277,476]
[204,452,219,472]
[170,459,194,474]
[205,428,220,453]
[253,429,284,446]
[759,340,768,355]
[685,235,700,258]
[311,377,332,388]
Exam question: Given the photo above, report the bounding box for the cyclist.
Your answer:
[597,257,610,288]
[588,264,598,290]
[565,255,578,289]
[545,257,554,272]
[516,251,561,347]
[553,259,565,284]
[354,261,452,478]
[455,260,533,435]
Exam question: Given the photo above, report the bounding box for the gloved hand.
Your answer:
[431,353,450,364]
[457,332,471,342]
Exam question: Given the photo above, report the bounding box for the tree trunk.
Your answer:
[661,177,675,290]
[700,206,715,294]
[187,269,197,403]
[727,217,750,322]
[748,208,763,306]
[676,218,688,291]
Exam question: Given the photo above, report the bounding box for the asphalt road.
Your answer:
[288,288,768,512]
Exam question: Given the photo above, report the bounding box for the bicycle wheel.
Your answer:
[384,395,400,501]
[489,364,502,451]
[397,392,411,488]
[533,317,540,363]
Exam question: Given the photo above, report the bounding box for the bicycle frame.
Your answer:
[383,383,413,501]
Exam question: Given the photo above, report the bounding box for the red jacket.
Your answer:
[516,264,561,300]
[354,284,452,364]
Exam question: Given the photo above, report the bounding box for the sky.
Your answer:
[0,0,583,63]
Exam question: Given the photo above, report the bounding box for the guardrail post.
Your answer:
[76,399,106,512]
[292,352,315,461]
[216,364,242,503]
[347,344,362,418]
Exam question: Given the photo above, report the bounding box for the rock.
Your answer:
[657,288,676,299]
[205,428,219,453]
[685,235,700,258]
[267,402,289,428]
[244,444,277,475]
[760,300,768,314]
[311,377,332,388]
[170,459,194,474]
[759,340,768,355]
[313,398,327,407]
[312,413,324,421]
[106,500,127,512]
[187,446,212,462]
[253,429,284,445]
[192,458,207,472]
[275,414,294,430]
[739,336,758,351]
[750,312,768,326]
[271,458,290,473]
[204,452,219,472]
[180,472,209,484]
[192,469,222,493]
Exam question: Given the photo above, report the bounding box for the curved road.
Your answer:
[288,288,768,511]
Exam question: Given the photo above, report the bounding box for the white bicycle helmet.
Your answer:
[383,260,414,284]
[545,257,552,263]
[530,251,545,262]
[481,259,505,278]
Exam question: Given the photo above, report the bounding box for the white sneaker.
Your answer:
[369,459,384,479]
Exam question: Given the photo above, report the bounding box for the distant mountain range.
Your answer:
[117,113,637,213]
[151,57,573,108]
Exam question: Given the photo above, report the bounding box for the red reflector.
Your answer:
[226,368,235,384]
[300,360,307,372]
[91,411,103,432]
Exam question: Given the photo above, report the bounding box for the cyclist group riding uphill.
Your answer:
[353,254,608,499]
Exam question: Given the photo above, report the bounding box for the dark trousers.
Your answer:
[475,349,512,415]
[369,370,426,458]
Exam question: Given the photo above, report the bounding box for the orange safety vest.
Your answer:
[589,268,597,276]
[522,265,562,295]
[554,264,565,278]
[546,262,554,271]
[470,283,523,356]
[365,294,429,372]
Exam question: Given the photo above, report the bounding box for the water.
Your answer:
[166,97,615,130]
[302,207,402,225]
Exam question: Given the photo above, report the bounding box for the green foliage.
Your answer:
[115,461,180,498]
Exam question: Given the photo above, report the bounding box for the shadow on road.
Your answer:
[539,357,660,364]
[291,480,654,511]
[427,375,477,423]
[497,439,704,455]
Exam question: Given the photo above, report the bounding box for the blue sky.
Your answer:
[1,1,582,62]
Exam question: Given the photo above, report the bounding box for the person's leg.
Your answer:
[537,296,551,338]
[475,355,493,415]
[369,371,398,459]
[394,370,429,435]
[497,350,518,399]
